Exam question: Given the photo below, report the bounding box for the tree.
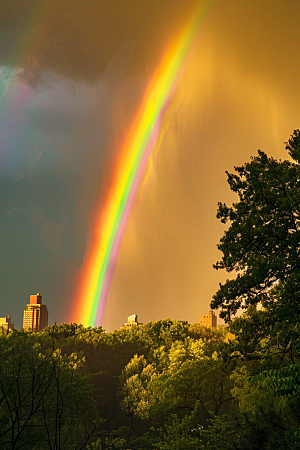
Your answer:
[204,131,300,449]
[211,130,300,322]
[0,329,103,449]
[154,413,201,450]
[121,337,234,426]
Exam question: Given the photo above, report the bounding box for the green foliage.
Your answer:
[197,415,239,450]
[252,364,300,396]
[188,323,228,347]
[0,321,230,449]
[0,329,102,449]
[121,336,234,424]
[4,307,300,449]
[154,414,200,450]
[86,436,128,450]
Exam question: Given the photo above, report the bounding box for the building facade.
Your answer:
[199,310,217,328]
[23,293,48,332]
[0,316,14,330]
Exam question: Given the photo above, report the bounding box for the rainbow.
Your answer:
[77,0,212,326]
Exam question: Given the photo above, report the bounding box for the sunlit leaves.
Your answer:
[121,336,234,424]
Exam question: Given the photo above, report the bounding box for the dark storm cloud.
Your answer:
[0,0,196,85]
[2,34,138,270]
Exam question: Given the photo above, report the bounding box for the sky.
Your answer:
[1,0,300,330]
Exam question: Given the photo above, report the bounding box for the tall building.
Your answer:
[199,310,217,328]
[0,316,14,330]
[23,293,48,332]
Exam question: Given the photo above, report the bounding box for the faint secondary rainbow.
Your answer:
[78,0,212,326]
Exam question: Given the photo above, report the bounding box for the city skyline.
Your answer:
[3,291,216,330]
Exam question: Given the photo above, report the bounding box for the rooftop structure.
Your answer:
[122,314,143,328]
[30,293,42,305]
[199,310,217,328]
[23,293,48,332]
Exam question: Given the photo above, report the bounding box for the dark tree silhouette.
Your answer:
[211,130,300,323]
